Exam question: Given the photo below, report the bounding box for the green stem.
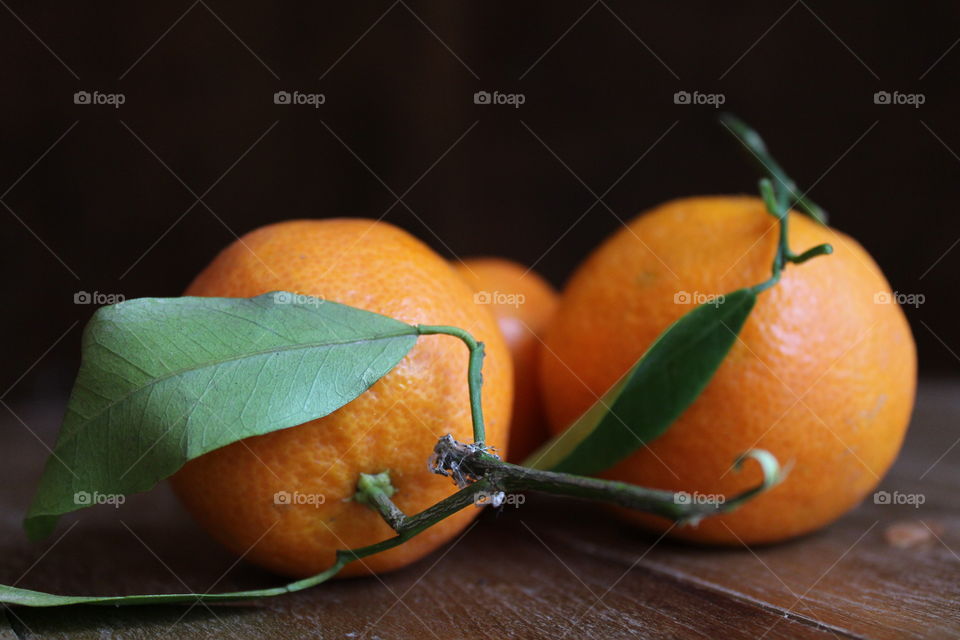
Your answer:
[416,324,487,444]
[788,243,834,264]
[429,436,782,525]
[720,113,829,224]
[749,178,832,295]
[288,479,494,592]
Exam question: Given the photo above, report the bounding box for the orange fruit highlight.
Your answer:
[540,196,916,544]
[454,258,559,462]
[170,219,512,577]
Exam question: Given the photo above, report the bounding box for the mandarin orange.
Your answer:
[170,219,512,577]
[539,196,916,544]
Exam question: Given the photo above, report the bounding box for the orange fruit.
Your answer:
[170,219,512,577]
[453,258,559,462]
[539,196,916,544]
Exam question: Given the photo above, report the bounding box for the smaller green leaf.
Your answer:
[524,289,757,475]
[25,292,419,540]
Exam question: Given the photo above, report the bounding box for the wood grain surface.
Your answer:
[0,381,956,639]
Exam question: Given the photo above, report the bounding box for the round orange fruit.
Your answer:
[539,196,916,544]
[453,258,559,462]
[170,219,512,577]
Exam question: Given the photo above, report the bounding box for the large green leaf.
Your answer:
[524,288,757,475]
[24,292,418,540]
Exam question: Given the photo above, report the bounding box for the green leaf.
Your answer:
[524,289,757,475]
[24,292,418,540]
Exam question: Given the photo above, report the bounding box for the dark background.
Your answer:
[2,1,957,408]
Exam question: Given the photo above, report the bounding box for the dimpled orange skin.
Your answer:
[540,196,916,545]
[453,258,559,463]
[169,219,512,578]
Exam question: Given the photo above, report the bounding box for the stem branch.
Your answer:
[429,435,782,526]
[354,472,405,530]
[750,177,833,295]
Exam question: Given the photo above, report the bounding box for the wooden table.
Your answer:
[1,381,957,639]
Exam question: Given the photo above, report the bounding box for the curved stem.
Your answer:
[416,324,487,444]
[749,178,832,295]
[720,113,828,224]
[788,243,833,264]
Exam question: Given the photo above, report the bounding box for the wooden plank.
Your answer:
[5,510,837,640]
[544,502,958,640]
[0,383,956,638]
[542,381,960,639]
